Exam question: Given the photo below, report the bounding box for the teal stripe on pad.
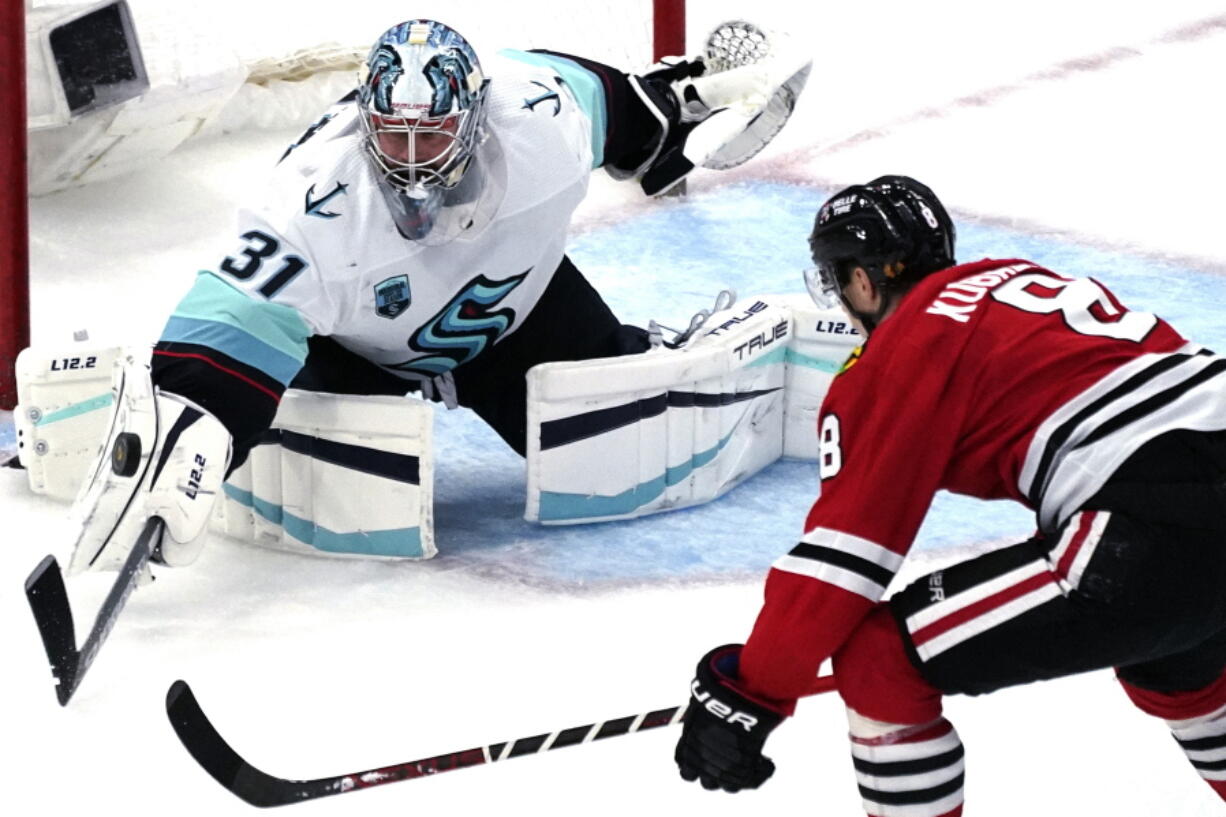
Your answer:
[35,392,113,427]
[540,430,736,521]
[745,345,789,369]
[784,348,842,374]
[223,483,424,557]
[499,49,607,168]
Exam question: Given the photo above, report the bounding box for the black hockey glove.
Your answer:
[674,644,787,793]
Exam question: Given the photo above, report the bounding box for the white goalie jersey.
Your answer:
[168,50,596,387]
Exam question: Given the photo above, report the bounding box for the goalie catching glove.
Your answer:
[626,21,812,195]
[67,353,232,574]
[675,644,788,792]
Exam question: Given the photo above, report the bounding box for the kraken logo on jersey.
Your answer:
[366,45,404,114]
[389,270,530,377]
[374,275,412,319]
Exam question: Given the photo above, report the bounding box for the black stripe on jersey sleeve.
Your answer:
[1026,350,1210,504]
[787,542,896,590]
[528,49,661,173]
[152,340,286,472]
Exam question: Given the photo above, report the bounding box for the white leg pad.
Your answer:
[778,294,865,459]
[525,294,859,524]
[211,390,436,560]
[14,345,124,500]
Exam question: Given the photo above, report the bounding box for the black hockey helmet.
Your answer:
[806,175,956,307]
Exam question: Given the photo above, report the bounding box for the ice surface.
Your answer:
[5,2,1226,815]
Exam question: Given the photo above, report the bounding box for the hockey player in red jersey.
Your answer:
[673,175,1226,814]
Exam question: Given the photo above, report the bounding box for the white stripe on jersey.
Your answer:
[800,527,906,573]
[772,555,887,602]
[772,527,904,601]
[1022,343,1226,531]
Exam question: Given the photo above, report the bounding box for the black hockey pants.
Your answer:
[890,428,1226,698]
[290,255,649,456]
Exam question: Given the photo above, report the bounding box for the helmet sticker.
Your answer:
[366,45,403,115]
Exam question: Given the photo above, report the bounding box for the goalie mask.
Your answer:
[358,20,500,243]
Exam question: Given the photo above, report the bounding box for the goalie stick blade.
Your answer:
[25,516,164,706]
[24,555,79,705]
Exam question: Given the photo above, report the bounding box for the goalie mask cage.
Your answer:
[0,0,685,410]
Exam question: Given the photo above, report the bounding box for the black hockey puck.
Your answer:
[111,432,142,476]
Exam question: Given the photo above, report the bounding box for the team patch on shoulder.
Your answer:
[837,345,864,375]
[304,182,348,219]
[374,275,412,319]
[522,79,562,115]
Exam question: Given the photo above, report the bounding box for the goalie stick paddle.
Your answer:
[166,674,837,808]
[24,515,164,705]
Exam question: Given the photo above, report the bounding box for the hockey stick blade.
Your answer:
[24,516,164,705]
[166,679,686,808]
[167,674,840,807]
[24,555,80,703]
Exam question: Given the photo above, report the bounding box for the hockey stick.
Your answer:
[166,674,838,807]
[24,515,164,706]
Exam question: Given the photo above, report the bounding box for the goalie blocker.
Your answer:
[59,352,232,572]
[16,348,434,564]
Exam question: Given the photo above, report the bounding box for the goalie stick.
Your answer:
[166,674,838,807]
[24,515,164,705]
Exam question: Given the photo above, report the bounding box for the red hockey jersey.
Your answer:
[739,258,1226,706]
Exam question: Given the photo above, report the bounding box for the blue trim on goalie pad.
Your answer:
[34,392,114,426]
[784,348,842,373]
[538,429,735,521]
[222,483,425,557]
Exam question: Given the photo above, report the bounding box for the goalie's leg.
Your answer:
[451,254,648,456]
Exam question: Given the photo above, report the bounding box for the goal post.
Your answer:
[1,1,28,411]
